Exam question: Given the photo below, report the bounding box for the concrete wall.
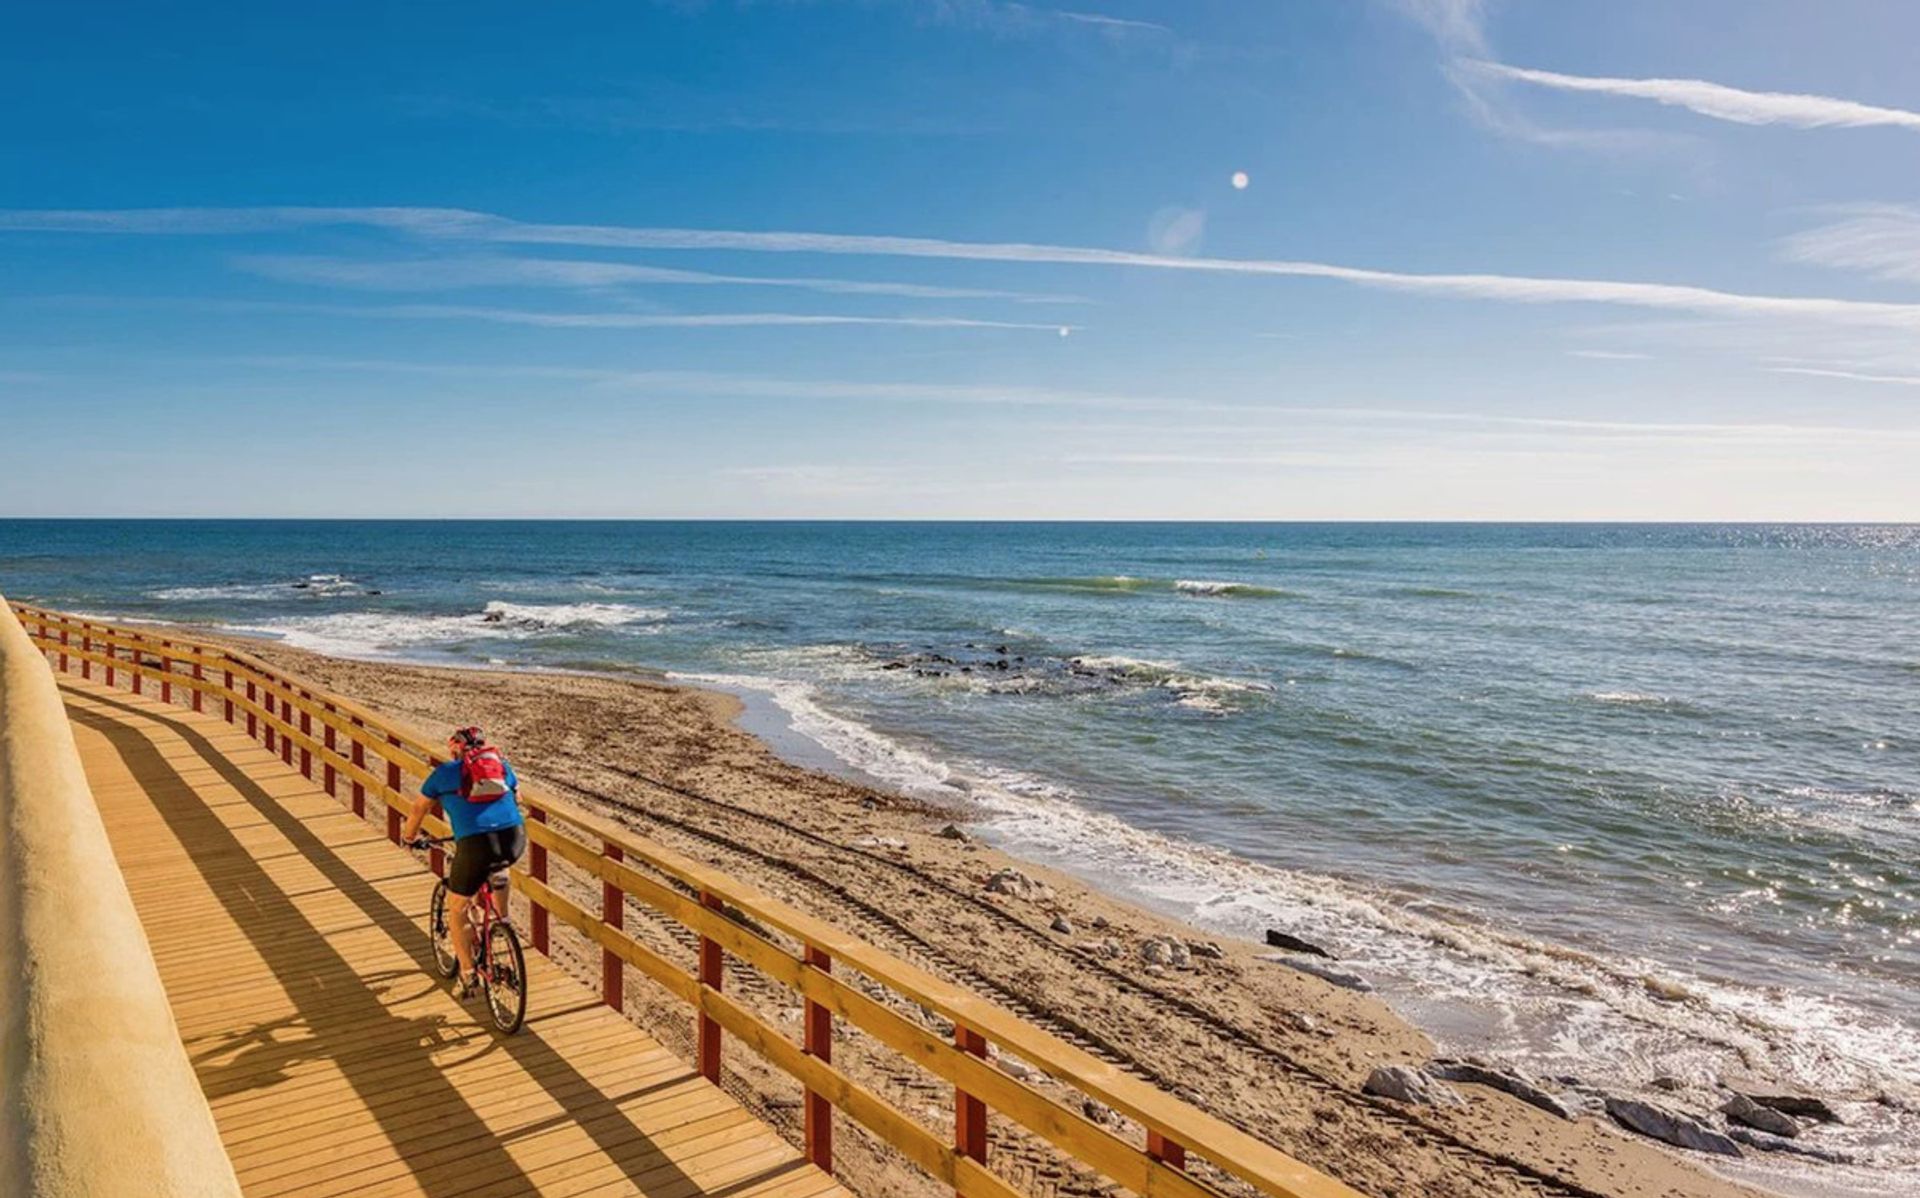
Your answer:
[0,596,241,1197]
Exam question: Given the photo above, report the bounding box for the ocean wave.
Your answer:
[1004,575,1295,599]
[148,573,375,601]
[481,600,670,628]
[1173,578,1291,598]
[238,600,671,657]
[1587,690,1669,705]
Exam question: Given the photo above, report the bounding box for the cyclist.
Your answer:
[403,726,526,997]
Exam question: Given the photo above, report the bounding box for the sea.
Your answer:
[2,520,1913,1195]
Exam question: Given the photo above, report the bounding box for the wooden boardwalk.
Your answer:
[59,673,852,1198]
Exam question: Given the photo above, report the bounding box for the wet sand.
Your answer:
[203,631,1766,1198]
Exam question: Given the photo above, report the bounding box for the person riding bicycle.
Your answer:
[402,726,526,998]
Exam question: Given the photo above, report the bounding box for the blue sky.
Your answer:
[5,0,1920,518]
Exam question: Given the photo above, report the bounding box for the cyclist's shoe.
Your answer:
[456,973,484,1001]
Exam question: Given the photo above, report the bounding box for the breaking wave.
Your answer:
[237,600,671,658]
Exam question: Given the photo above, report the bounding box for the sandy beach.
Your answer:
[183,629,1771,1198]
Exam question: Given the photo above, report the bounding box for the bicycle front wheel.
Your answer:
[428,882,460,979]
[486,921,528,1034]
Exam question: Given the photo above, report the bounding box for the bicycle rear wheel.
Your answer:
[428,882,460,979]
[485,922,527,1034]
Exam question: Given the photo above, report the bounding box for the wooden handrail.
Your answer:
[11,602,1365,1198]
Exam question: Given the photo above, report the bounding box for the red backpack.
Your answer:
[459,745,512,803]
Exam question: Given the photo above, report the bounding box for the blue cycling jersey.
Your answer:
[422,756,524,839]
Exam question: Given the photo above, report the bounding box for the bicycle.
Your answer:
[415,835,528,1034]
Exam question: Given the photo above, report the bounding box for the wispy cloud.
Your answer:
[233,253,1086,303]
[1566,349,1651,360]
[18,205,1920,332]
[1778,204,1920,282]
[1389,1,1685,152]
[1768,365,1920,389]
[213,298,1074,333]
[1475,61,1920,132]
[1056,11,1170,35]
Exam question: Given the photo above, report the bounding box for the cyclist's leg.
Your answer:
[444,836,489,981]
[488,826,528,923]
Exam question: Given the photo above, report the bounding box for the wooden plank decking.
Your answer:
[58,673,851,1198]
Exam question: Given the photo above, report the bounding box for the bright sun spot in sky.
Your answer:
[1230,171,1249,190]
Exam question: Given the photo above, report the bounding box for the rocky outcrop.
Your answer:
[1737,1091,1841,1124]
[1264,929,1335,958]
[1725,1126,1854,1164]
[1428,1060,1577,1121]
[1140,937,1192,968]
[1720,1094,1799,1138]
[1364,1066,1464,1108]
[1604,1098,1741,1157]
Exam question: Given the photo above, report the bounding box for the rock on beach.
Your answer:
[1264,956,1373,992]
[1364,1066,1464,1108]
[1604,1097,1742,1157]
[1428,1060,1577,1121]
[1721,1093,1800,1138]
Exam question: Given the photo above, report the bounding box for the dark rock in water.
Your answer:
[482,609,507,623]
[1604,1098,1741,1157]
[1738,1092,1842,1125]
[1049,915,1075,936]
[881,661,907,670]
[994,645,1008,655]
[1364,1066,1464,1108]
[292,581,311,589]
[1263,956,1372,992]
[1721,1094,1799,1138]
[1264,929,1334,959]
[1725,1127,1854,1164]
[1429,1060,1577,1121]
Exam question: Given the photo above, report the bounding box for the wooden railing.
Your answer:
[12,602,1364,1198]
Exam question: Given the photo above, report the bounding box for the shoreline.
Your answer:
[151,620,1791,1198]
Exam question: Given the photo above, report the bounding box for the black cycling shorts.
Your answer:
[446,826,527,897]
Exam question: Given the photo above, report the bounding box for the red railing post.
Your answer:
[1147,1132,1188,1171]
[698,889,724,1082]
[385,737,403,842]
[262,691,275,753]
[323,714,337,796]
[529,808,549,954]
[279,690,293,766]
[105,637,115,688]
[81,627,91,680]
[804,945,834,1172]
[158,644,171,704]
[350,736,366,818]
[58,626,68,673]
[223,670,234,723]
[298,702,312,779]
[130,642,141,695]
[602,843,625,1009]
[955,1024,989,1186]
[191,661,203,712]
